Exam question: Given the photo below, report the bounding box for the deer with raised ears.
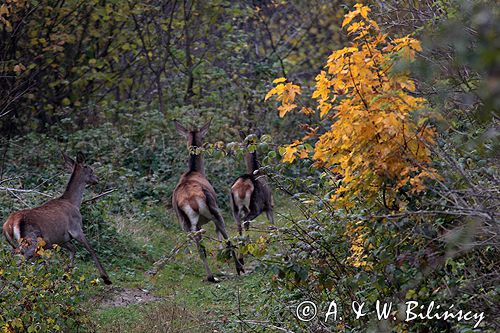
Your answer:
[172,120,244,282]
[230,130,274,237]
[2,152,112,285]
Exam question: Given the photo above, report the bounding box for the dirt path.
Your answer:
[96,286,164,308]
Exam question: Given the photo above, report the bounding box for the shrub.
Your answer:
[0,241,91,332]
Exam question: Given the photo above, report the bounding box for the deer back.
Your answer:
[3,199,80,247]
[2,152,97,248]
[173,171,217,212]
[172,120,220,225]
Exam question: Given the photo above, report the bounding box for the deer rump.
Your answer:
[230,174,272,222]
[172,172,220,232]
[3,201,77,250]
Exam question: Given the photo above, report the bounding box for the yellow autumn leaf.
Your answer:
[273,77,287,83]
[319,101,332,118]
[342,10,359,28]
[282,145,298,163]
[278,103,297,118]
[400,79,415,91]
[269,2,436,208]
[284,82,301,101]
[359,5,370,19]
[409,39,422,52]
[298,149,309,159]
[369,19,380,30]
[264,84,285,100]
[300,107,315,115]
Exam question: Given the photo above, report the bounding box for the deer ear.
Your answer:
[76,152,85,164]
[174,121,189,138]
[62,152,75,171]
[199,119,212,138]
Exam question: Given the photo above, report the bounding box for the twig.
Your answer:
[0,186,53,198]
[146,237,191,276]
[82,188,117,205]
[7,189,30,208]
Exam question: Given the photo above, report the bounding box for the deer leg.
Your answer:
[230,194,243,237]
[70,231,112,285]
[243,210,260,231]
[216,230,225,250]
[211,208,245,275]
[205,190,244,275]
[195,237,216,282]
[186,211,215,282]
[230,207,246,265]
[61,241,77,270]
[189,220,215,282]
[266,209,275,225]
[237,218,243,236]
[234,209,243,237]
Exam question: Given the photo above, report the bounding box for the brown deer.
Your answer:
[172,120,244,282]
[2,152,112,285]
[230,131,274,237]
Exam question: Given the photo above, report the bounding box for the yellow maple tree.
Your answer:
[267,3,437,208]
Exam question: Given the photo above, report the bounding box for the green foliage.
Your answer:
[224,3,499,332]
[0,1,498,332]
[0,244,92,332]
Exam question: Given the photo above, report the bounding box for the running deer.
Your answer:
[2,152,112,285]
[230,131,274,237]
[172,120,244,282]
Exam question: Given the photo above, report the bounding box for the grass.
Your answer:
[83,194,295,332]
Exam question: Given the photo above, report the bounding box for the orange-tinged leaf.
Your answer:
[342,11,358,28]
[270,2,436,208]
[319,101,332,118]
[359,5,370,19]
[278,103,297,118]
[300,107,315,115]
[298,149,309,159]
[303,126,319,140]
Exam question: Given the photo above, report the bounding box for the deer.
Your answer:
[230,130,274,239]
[172,120,244,282]
[2,152,112,285]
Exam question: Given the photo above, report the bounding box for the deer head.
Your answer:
[174,120,211,149]
[62,152,99,186]
[174,120,212,174]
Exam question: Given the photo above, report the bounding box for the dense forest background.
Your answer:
[0,0,498,332]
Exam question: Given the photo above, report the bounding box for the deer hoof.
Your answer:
[236,260,245,275]
[206,276,219,283]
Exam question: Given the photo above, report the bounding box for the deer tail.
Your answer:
[3,213,23,248]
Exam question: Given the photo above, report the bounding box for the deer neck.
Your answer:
[245,152,259,175]
[189,148,205,174]
[61,169,86,208]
